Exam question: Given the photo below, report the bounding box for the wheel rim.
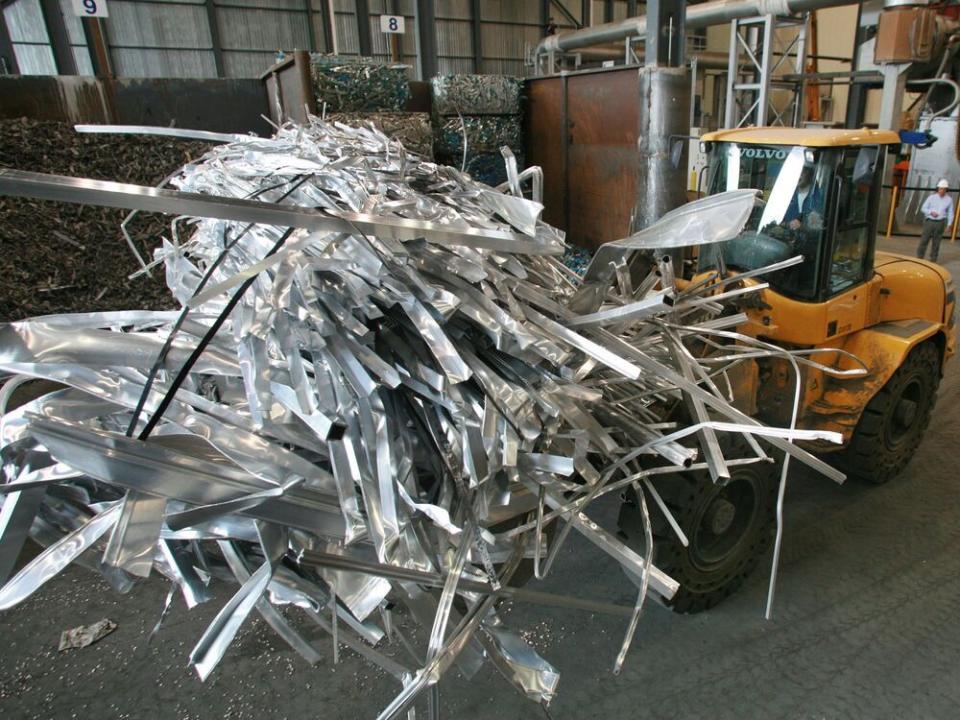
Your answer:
[886,376,924,448]
[689,477,759,570]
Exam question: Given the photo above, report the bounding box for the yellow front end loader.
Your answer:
[618,127,956,612]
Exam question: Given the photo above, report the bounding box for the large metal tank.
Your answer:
[525,65,691,250]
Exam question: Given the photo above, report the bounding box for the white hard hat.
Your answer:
[937,179,950,189]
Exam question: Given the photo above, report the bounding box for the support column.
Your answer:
[470,0,482,73]
[319,0,335,54]
[645,0,685,68]
[878,63,909,131]
[82,17,112,78]
[635,0,689,234]
[356,0,372,57]
[0,9,19,75]
[38,0,77,75]
[756,17,774,126]
[388,0,401,62]
[415,0,437,80]
[844,1,869,127]
[303,0,317,52]
[204,0,225,77]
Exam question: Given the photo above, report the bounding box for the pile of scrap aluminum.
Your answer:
[0,119,850,719]
[326,112,433,160]
[310,54,411,112]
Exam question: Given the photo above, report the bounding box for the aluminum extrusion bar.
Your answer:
[0,170,560,255]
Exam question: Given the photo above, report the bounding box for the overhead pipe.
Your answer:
[572,46,731,68]
[535,0,857,57]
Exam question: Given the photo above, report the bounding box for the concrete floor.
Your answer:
[2,235,959,720]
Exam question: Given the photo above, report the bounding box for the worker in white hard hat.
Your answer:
[917,178,954,263]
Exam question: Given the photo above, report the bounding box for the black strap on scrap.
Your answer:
[127,175,310,438]
[137,225,297,439]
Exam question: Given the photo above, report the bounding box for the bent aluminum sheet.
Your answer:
[0,118,847,719]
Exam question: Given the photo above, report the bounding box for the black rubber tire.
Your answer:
[843,341,941,484]
[618,437,779,614]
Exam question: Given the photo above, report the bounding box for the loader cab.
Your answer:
[698,128,898,303]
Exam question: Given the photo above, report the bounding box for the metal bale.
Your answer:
[430,74,526,191]
[433,115,523,158]
[0,119,849,719]
[430,74,524,116]
[309,54,411,113]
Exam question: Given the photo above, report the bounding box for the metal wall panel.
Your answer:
[368,0,415,14]
[12,43,57,74]
[59,0,92,74]
[480,1,540,24]
[223,50,276,79]
[4,0,55,75]
[437,0,470,21]
[5,0,571,80]
[437,56,472,74]
[590,0,631,23]
[435,18,471,62]
[219,0,303,8]
[217,7,311,53]
[368,14,417,60]
[333,5,360,56]
[5,0,46,42]
[57,0,85,43]
[111,48,215,78]
[481,58,524,75]
[72,45,93,75]
[480,20,538,71]
[105,1,211,49]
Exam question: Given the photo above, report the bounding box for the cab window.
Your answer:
[703,143,836,301]
[827,146,878,295]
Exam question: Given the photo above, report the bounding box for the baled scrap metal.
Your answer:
[433,115,523,158]
[326,112,433,159]
[430,74,525,190]
[430,74,524,116]
[435,150,527,188]
[310,54,410,112]
[0,119,846,718]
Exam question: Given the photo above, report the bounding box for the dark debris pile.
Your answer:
[0,119,209,320]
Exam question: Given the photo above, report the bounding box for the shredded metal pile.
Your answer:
[310,54,411,112]
[326,112,433,159]
[0,120,849,719]
[0,119,208,320]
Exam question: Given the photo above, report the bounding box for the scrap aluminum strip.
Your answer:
[0,170,562,255]
[0,118,862,718]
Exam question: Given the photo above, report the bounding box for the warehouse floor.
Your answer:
[1,235,958,720]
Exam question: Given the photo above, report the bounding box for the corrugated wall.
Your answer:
[105,0,214,78]
[4,0,56,74]
[2,0,639,80]
[435,0,471,75]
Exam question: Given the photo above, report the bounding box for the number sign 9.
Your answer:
[72,0,109,17]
